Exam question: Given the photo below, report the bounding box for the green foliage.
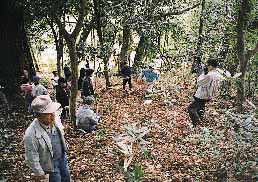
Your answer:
[127,163,144,182]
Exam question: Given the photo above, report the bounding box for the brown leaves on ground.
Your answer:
[0,77,257,181]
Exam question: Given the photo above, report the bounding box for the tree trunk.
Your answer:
[236,0,249,108]
[133,35,145,73]
[119,24,131,69]
[57,30,63,77]
[195,0,206,59]
[93,0,111,88]
[0,0,35,93]
[66,38,78,128]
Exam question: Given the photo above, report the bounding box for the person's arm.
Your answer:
[24,135,45,176]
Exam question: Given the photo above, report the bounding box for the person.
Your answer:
[82,68,94,97]
[188,58,222,126]
[56,77,70,119]
[76,96,100,133]
[51,71,59,89]
[78,68,86,91]
[21,69,30,84]
[120,62,132,91]
[139,63,160,94]
[23,95,70,181]
[31,76,48,99]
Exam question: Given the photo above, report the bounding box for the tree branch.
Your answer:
[72,0,87,38]
[53,14,70,41]
[159,3,200,17]
[46,17,58,45]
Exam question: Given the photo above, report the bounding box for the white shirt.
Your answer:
[194,69,221,100]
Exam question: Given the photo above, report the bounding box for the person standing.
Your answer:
[23,95,70,181]
[56,77,70,119]
[31,76,48,99]
[82,68,95,97]
[51,71,59,89]
[188,58,222,126]
[120,62,132,91]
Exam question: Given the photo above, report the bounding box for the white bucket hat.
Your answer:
[31,95,61,113]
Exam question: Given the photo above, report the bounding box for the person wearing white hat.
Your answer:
[138,63,160,94]
[23,95,70,181]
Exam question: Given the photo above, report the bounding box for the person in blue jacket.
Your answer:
[120,62,132,91]
[139,63,160,94]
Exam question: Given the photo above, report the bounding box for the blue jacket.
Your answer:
[141,69,159,83]
[121,66,132,78]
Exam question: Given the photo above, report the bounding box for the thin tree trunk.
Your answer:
[66,38,78,128]
[236,0,249,108]
[195,0,206,59]
[93,0,111,88]
[119,24,131,70]
[133,35,145,73]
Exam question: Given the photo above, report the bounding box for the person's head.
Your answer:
[32,76,40,85]
[52,71,58,77]
[31,95,61,126]
[207,58,218,71]
[80,68,86,78]
[23,69,29,77]
[82,96,95,106]
[85,68,94,77]
[58,77,66,87]
[148,63,155,71]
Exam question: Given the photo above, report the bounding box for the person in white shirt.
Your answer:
[188,58,221,126]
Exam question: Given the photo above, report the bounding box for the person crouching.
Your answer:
[76,96,100,133]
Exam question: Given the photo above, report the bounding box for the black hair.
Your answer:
[207,58,218,68]
[58,77,66,84]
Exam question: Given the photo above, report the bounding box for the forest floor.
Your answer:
[0,74,258,182]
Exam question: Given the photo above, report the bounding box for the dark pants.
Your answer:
[123,77,132,90]
[187,96,207,126]
[49,155,71,182]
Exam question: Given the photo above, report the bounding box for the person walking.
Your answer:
[23,95,71,181]
[139,63,160,94]
[120,62,132,91]
[188,58,222,126]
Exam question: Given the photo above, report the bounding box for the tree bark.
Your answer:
[133,35,145,73]
[119,24,131,70]
[236,0,249,108]
[48,19,63,76]
[0,0,35,93]
[195,0,206,59]
[93,0,111,88]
